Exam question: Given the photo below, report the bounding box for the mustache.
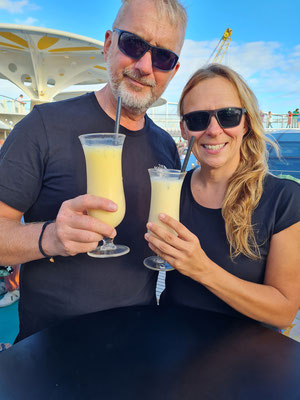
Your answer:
[123,68,156,88]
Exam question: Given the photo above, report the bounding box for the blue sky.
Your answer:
[0,0,299,113]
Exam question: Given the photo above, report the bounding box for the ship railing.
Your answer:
[261,113,299,129]
[147,103,299,133]
[0,95,30,115]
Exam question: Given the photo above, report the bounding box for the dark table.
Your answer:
[0,305,300,400]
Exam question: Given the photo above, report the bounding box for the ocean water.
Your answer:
[0,295,19,345]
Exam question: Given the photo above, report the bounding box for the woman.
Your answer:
[286,111,292,128]
[266,111,273,128]
[145,64,300,329]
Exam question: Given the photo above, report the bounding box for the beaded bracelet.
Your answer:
[38,220,55,263]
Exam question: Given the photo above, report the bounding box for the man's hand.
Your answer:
[43,194,118,257]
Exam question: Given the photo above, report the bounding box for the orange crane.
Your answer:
[207,28,232,64]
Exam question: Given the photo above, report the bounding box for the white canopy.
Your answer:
[0,24,108,103]
[0,120,11,130]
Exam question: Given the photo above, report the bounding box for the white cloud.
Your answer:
[14,16,38,24]
[0,0,39,13]
[292,45,300,57]
[227,42,284,78]
[163,38,300,113]
[0,0,28,13]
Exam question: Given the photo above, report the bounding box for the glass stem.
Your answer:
[101,236,117,251]
[154,256,165,264]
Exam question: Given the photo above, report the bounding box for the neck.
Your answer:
[198,164,235,185]
[191,166,235,209]
[95,86,146,131]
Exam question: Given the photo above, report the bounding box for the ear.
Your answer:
[180,120,188,140]
[169,61,180,81]
[104,30,113,62]
[243,119,248,136]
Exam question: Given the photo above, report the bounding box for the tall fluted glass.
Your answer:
[144,168,186,271]
[79,133,129,258]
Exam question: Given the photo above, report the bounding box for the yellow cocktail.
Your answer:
[144,168,186,271]
[79,133,129,258]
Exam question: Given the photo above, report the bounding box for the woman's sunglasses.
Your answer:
[113,28,179,71]
[182,107,247,131]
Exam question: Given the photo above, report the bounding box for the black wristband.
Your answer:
[38,221,54,262]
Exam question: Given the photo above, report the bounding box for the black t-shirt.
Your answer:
[0,93,181,340]
[161,170,300,318]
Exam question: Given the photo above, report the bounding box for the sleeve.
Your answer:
[0,106,48,212]
[273,180,300,234]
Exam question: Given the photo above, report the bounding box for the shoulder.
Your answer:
[26,92,101,137]
[6,93,98,149]
[145,114,171,137]
[35,92,96,119]
[145,114,177,146]
[263,173,300,196]
[261,174,300,234]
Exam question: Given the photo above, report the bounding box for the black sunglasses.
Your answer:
[113,28,179,71]
[182,107,247,131]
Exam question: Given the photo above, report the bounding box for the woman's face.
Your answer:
[180,76,248,173]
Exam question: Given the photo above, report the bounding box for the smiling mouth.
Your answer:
[127,76,144,86]
[203,144,226,150]
[124,72,155,88]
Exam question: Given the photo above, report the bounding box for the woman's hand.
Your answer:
[144,213,211,281]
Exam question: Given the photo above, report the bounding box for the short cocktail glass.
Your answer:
[79,133,130,258]
[143,168,186,271]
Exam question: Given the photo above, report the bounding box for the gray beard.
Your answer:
[107,57,158,115]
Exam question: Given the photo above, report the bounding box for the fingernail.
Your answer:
[109,203,117,211]
[159,213,166,220]
[145,233,149,240]
[147,222,152,229]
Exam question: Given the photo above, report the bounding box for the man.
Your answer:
[0,0,187,341]
[15,94,26,113]
[292,109,299,128]
[16,94,25,104]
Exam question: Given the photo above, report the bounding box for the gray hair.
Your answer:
[113,0,187,34]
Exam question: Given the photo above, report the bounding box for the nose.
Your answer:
[134,50,153,75]
[205,115,222,136]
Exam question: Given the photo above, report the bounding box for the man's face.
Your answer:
[104,0,183,115]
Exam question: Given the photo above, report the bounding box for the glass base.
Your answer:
[88,245,130,258]
[143,256,174,271]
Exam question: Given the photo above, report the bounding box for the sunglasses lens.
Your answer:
[184,112,210,131]
[117,30,178,71]
[218,108,242,128]
[184,108,244,131]
[152,48,178,71]
[119,32,148,59]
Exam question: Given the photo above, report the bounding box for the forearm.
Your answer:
[0,195,119,264]
[198,261,295,329]
[0,218,45,265]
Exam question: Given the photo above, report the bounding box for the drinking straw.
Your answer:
[181,136,195,172]
[114,96,122,135]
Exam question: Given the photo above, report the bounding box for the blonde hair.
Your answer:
[179,64,275,260]
[113,0,187,48]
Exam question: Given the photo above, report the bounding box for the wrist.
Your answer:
[39,221,55,262]
[194,255,216,287]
